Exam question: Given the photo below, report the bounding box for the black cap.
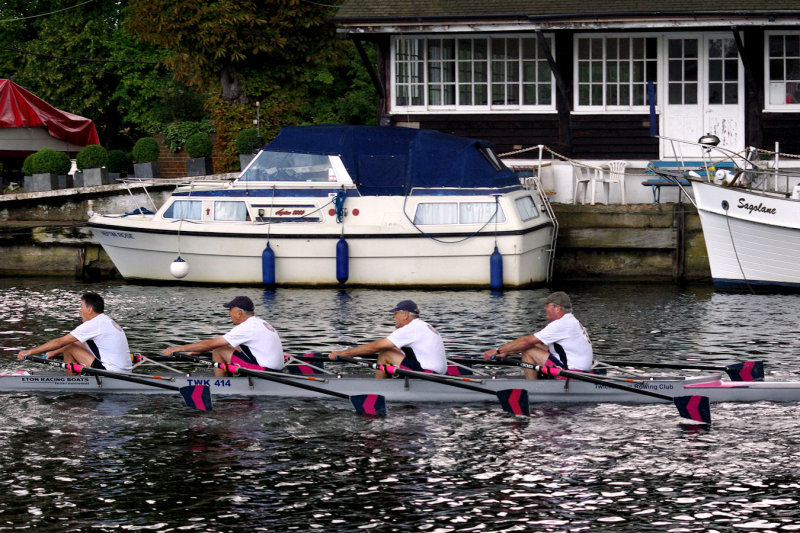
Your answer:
[223,296,254,312]
[390,300,419,314]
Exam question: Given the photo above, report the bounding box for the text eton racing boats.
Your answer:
[87,125,557,288]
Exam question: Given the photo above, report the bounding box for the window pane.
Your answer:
[460,202,506,224]
[515,196,540,221]
[414,203,458,225]
[163,200,202,220]
[214,201,249,221]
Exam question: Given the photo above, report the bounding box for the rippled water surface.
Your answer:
[1,279,800,531]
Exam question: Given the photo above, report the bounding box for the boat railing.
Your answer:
[114,174,239,215]
[655,135,800,199]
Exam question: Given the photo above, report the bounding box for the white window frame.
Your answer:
[573,33,660,113]
[764,30,800,111]
[391,34,556,114]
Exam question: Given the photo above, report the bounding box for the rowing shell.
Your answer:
[5,372,800,404]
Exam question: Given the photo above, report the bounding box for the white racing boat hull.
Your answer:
[6,372,800,405]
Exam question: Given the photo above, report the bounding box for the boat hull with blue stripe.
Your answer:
[88,125,556,287]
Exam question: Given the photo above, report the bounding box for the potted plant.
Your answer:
[132,137,160,178]
[107,150,132,182]
[24,149,71,192]
[76,144,110,187]
[185,132,214,176]
[235,128,260,170]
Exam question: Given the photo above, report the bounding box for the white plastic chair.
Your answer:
[572,165,593,204]
[598,160,628,205]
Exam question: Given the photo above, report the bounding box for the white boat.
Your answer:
[655,135,800,291]
[6,370,800,405]
[88,125,557,288]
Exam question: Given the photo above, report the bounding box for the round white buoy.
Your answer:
[170,256,189,278]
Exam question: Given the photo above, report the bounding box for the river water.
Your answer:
[1,278,799,532]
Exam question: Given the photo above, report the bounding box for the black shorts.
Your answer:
[399,347,425,372]
[91,358,106,370]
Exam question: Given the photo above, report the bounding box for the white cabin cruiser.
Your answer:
[88,125,557,287]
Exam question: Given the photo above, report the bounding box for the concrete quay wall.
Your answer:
[0,189,711,283]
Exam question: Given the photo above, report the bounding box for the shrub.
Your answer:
[22,154,35,176]
[163,120,215,152]
[107,150,132,173]
[235,128,260,154]
[132,137,160,163]
[30,149,71,175]
[185,132,213,158]
[76,144,108,170]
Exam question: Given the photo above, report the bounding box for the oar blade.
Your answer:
[179,384,213,411]
[496,388,530,416]
[673,395,710,424]
[350,394,387,416]
[726,361,764,382]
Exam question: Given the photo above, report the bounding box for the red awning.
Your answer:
[0,79,100,147]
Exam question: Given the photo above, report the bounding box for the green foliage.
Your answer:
[125,0,342,103]
[132,137,160,163]
[185,132,213,158]
[22,154,35,176]
[162,121,215,152]
[30,149,71,175]
[107,150,133,173]
[234,129,259,154]
[76,145,109,170]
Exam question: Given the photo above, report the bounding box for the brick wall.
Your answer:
[152,133,221,179]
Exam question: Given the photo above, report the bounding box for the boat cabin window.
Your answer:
[239,151,335,182]
[479,147,506,172]
[414,202,506,225]
[214,201,249,221]
[515,196,540,221]
[163,200,202,220]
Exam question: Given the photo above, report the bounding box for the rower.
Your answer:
[328,299,447,378]
[163,296,283,377]
[17,292,132,375]
[483,291,593,380]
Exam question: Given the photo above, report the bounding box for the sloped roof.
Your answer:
[0,79,99,147]
[334,0,800,22]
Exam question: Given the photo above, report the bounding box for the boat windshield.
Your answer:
[239,151,336,182]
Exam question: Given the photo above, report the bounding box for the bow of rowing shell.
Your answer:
[5,373,800,404]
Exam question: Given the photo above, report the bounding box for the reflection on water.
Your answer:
[1,278,800,531]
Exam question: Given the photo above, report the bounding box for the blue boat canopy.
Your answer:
[261,125,521,195]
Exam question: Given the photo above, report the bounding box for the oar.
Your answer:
[24,355,212,411]
[492,357,710,423]
[333,355,530,416]
[601,360,764,381]
[168,354,386,416]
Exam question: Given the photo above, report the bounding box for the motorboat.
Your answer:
[88,125,557,288]
[652,135,800,292]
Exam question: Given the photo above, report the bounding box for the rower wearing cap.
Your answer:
[329,299,447,378]
[163,295,283,377]
[17,292,132,375]
[483,291,593,380]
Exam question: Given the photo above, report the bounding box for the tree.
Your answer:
[125,0,341,105]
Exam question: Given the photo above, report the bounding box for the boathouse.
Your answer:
[333,1,800,203]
